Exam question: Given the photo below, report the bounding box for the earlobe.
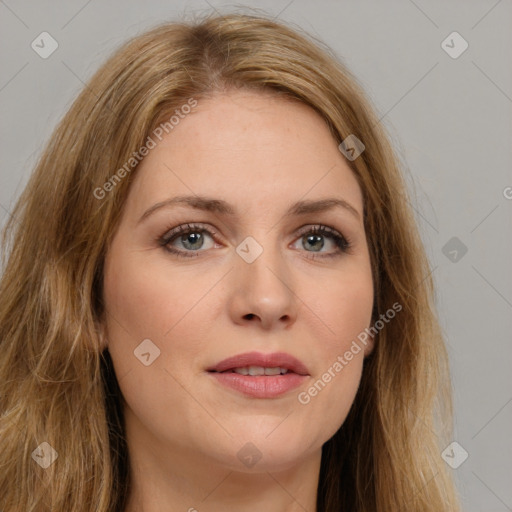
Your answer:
[364,299,378,356]
[363,333,376,357]
[99,333,108,352]
[95,319,108,352]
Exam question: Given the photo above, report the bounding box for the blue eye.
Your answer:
[293,225,351,259]
[159,223,216,258]
[158,223,352,259]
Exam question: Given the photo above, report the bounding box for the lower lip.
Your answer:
[208,372,308,398]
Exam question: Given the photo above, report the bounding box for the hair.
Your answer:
[0,10,460,512]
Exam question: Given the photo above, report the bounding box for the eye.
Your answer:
[158,223,217,258]
[292,225,351,259]
[158,223,352,259]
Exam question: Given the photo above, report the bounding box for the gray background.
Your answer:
[1,1,511,510]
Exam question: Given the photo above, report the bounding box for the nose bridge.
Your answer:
[237,230,288,292]
[229,229,297,327]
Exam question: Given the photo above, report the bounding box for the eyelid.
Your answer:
[292,224,352,257]
[158,222,219,247]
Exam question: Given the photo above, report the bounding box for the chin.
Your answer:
[206,428,319,473]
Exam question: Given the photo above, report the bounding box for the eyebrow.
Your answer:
[138,194,361,224]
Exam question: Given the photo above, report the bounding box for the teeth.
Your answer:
[262,367,282,376]
[231,366,289,376]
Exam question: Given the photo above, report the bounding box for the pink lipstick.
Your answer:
[206,351,309,398]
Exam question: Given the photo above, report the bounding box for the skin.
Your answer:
[99,89,375,512]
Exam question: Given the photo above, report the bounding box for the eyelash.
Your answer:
[157,222,352,260]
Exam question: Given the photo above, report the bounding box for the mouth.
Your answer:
[206,352,309,398]
[209,366,294,376]
[206,351,310,376]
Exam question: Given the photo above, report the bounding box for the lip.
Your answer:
[206,351,310,376]
[206,351,310,399]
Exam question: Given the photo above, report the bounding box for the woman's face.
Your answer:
[101,90,374,473]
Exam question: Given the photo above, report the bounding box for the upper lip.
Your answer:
[207,351,310,376]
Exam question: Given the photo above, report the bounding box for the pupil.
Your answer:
[183,232,202,249]
[305,234,323,252]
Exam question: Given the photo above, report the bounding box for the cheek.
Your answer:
[296,351,364,447]
[317,262,374,350]
[295,264,373,430]
[102,246,220,388]
[103,248,202,339]
[102,249,214,442]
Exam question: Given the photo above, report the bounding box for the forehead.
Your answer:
[126,90,363,220]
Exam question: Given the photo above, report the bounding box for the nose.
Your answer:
[227,238,298,331]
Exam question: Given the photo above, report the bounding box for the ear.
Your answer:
[362,300,378,357]
[363,331,376,357]
[95,317,108,352]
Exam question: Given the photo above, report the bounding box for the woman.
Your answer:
[0,12,460,512]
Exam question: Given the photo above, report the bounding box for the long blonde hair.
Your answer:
[0,12,460,511]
